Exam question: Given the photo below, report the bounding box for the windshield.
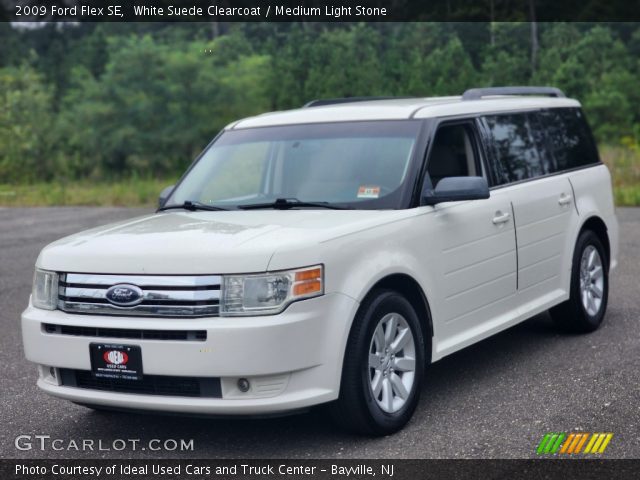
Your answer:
[167,121,421,210]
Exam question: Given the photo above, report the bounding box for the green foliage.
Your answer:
[55,33,269,179]
[0,65,56,182]
[304,25,386,98]
[407,36,477,95]
[1,21,640,198]
[482,23,532,85]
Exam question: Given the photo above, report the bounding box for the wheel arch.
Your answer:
[578,215,610,269]
[361,273,434,364]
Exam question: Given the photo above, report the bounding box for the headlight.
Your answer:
[221,265,323,316]
[32,269,58,310]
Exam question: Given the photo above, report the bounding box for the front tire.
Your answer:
[330,289,426,436]
[550,230,609,333]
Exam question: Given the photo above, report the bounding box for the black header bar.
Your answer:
[3,0,640,22]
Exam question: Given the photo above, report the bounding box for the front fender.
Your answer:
[267,211,437,338]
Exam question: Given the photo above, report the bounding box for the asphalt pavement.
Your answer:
[1,207,638,459]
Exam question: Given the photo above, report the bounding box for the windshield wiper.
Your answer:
[238,198,352,210]
[158,200,228,212]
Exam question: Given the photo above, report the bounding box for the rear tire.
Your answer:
[329,289,426,436]
[550,230,609,333]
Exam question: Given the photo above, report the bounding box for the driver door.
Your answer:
[426,120,518,358]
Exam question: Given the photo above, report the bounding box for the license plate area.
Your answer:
[89,343,142,381]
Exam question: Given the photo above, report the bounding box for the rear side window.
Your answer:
[482,108,600,186]
[483,113,543,185]
[533,108,600,173]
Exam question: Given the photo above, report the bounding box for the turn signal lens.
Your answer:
[293,280,322,296]
[295,268,322,282]
[221,265,323,316]
[293,267,323,296]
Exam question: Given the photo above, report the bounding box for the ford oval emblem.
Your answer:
[105,284,144,307]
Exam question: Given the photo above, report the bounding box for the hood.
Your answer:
[37,209,410,274]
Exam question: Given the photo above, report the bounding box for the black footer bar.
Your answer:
[3,459,640,480]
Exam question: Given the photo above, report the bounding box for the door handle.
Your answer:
[558,193,572,206]
[492,211,511,225]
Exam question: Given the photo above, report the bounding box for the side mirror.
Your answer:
[158,185,175,208]
[422,176,489,206]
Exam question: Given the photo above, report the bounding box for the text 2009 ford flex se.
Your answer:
[22,87,618,435]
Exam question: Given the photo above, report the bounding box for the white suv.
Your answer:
[22,87,618,435]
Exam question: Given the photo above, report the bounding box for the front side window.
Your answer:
[426,123,482,188]
[167,121,421,210]
[484,113,544,185]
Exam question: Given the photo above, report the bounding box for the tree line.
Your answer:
[1,22,639,184]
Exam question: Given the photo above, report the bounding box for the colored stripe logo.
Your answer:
[537,433,613,455]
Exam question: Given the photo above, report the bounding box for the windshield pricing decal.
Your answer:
[357,186,381,199]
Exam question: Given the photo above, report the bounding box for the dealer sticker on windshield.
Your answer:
[357,185,381,199]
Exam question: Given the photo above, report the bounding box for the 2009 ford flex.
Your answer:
[22,87,618,435]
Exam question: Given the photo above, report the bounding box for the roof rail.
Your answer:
[303,96,414,108]
[461,86,565,101]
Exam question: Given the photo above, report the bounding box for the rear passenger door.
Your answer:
[481,111,580,311]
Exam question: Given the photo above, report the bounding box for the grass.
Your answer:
[0,145,639,207]
[600,145,640,206]
[0,178,173,207]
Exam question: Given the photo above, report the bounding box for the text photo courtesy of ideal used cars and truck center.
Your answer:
[1,0,640,479]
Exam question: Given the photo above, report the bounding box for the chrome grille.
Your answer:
[58,273,221,317]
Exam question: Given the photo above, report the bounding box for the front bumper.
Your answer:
[22,293,358,414]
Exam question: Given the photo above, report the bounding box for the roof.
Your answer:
[229,92,581,130]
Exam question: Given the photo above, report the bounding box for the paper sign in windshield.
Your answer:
[357,186,381,198]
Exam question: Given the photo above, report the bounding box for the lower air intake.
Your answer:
[59,369,222,398]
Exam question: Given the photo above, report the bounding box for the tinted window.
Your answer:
[484,113,544,185]
[534,108,600,172]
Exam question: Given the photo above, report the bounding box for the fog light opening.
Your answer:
[237,378,250,393]
[49,367,56,379]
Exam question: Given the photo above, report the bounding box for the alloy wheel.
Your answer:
[368,313,417,413]
[579,245,604,316]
